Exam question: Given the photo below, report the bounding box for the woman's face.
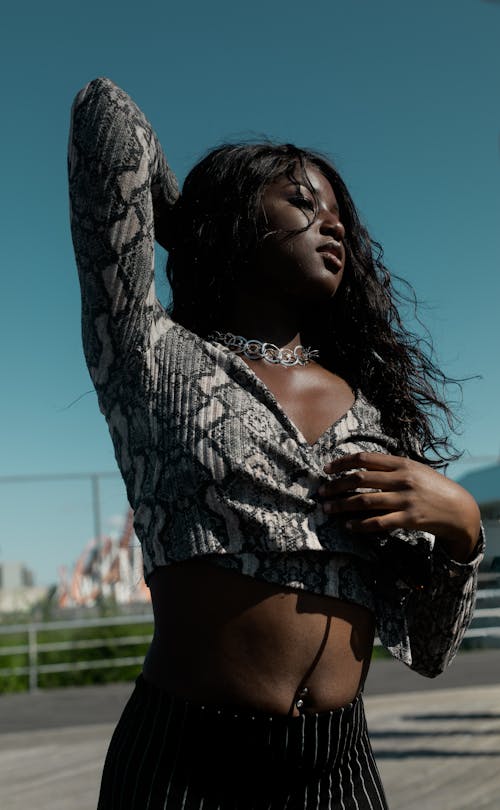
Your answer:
[254,164,346,302]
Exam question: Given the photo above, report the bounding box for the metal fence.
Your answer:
[1,589,499,692]
[0,612,153,691]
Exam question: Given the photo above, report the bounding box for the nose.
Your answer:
[320,211,345,242]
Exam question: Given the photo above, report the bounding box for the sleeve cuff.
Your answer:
[433,522,486,576]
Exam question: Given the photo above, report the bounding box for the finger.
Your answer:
[319,470,400,497]
[324,452,402,475]
[345,512,413,534]
[323,492,405,515]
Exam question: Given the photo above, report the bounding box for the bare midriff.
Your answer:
[143,559,375,716]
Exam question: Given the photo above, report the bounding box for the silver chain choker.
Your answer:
[208,331,320,366]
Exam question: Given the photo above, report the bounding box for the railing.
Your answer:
[0,613,153,691]
[1,591,499,692]
[468,587,500,637]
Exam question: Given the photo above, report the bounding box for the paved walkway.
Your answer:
[365,684,500,810]
[1,651,500,809]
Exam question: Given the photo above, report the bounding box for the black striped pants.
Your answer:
[97,674,388,809]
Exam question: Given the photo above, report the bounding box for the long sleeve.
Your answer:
[400,525,485,676]
[67,77,179,388]
[376,523,485,678]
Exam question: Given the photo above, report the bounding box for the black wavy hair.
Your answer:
[166,142,462,465]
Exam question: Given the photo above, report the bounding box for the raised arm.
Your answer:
[67,77,179,385]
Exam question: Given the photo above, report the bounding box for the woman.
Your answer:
[68,77,484,810]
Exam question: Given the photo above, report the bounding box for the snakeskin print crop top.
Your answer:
[68,77,484,677]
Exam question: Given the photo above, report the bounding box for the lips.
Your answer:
[317,241,343,268]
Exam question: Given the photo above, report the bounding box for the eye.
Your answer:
[289,195,315,212]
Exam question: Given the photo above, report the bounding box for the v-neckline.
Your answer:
[174,324,359,450]
[221,347,359,450]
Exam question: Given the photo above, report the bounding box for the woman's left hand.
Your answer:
[319,452,481,563]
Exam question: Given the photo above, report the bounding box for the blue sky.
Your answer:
[1,0,499,586]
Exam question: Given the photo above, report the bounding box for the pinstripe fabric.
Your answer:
[97,676,388,810]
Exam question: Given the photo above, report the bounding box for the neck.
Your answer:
[218,291,307,349]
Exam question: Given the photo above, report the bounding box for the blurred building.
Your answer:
[458,463,500,570]
[0,561,34,589]
[0,561,48,612]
